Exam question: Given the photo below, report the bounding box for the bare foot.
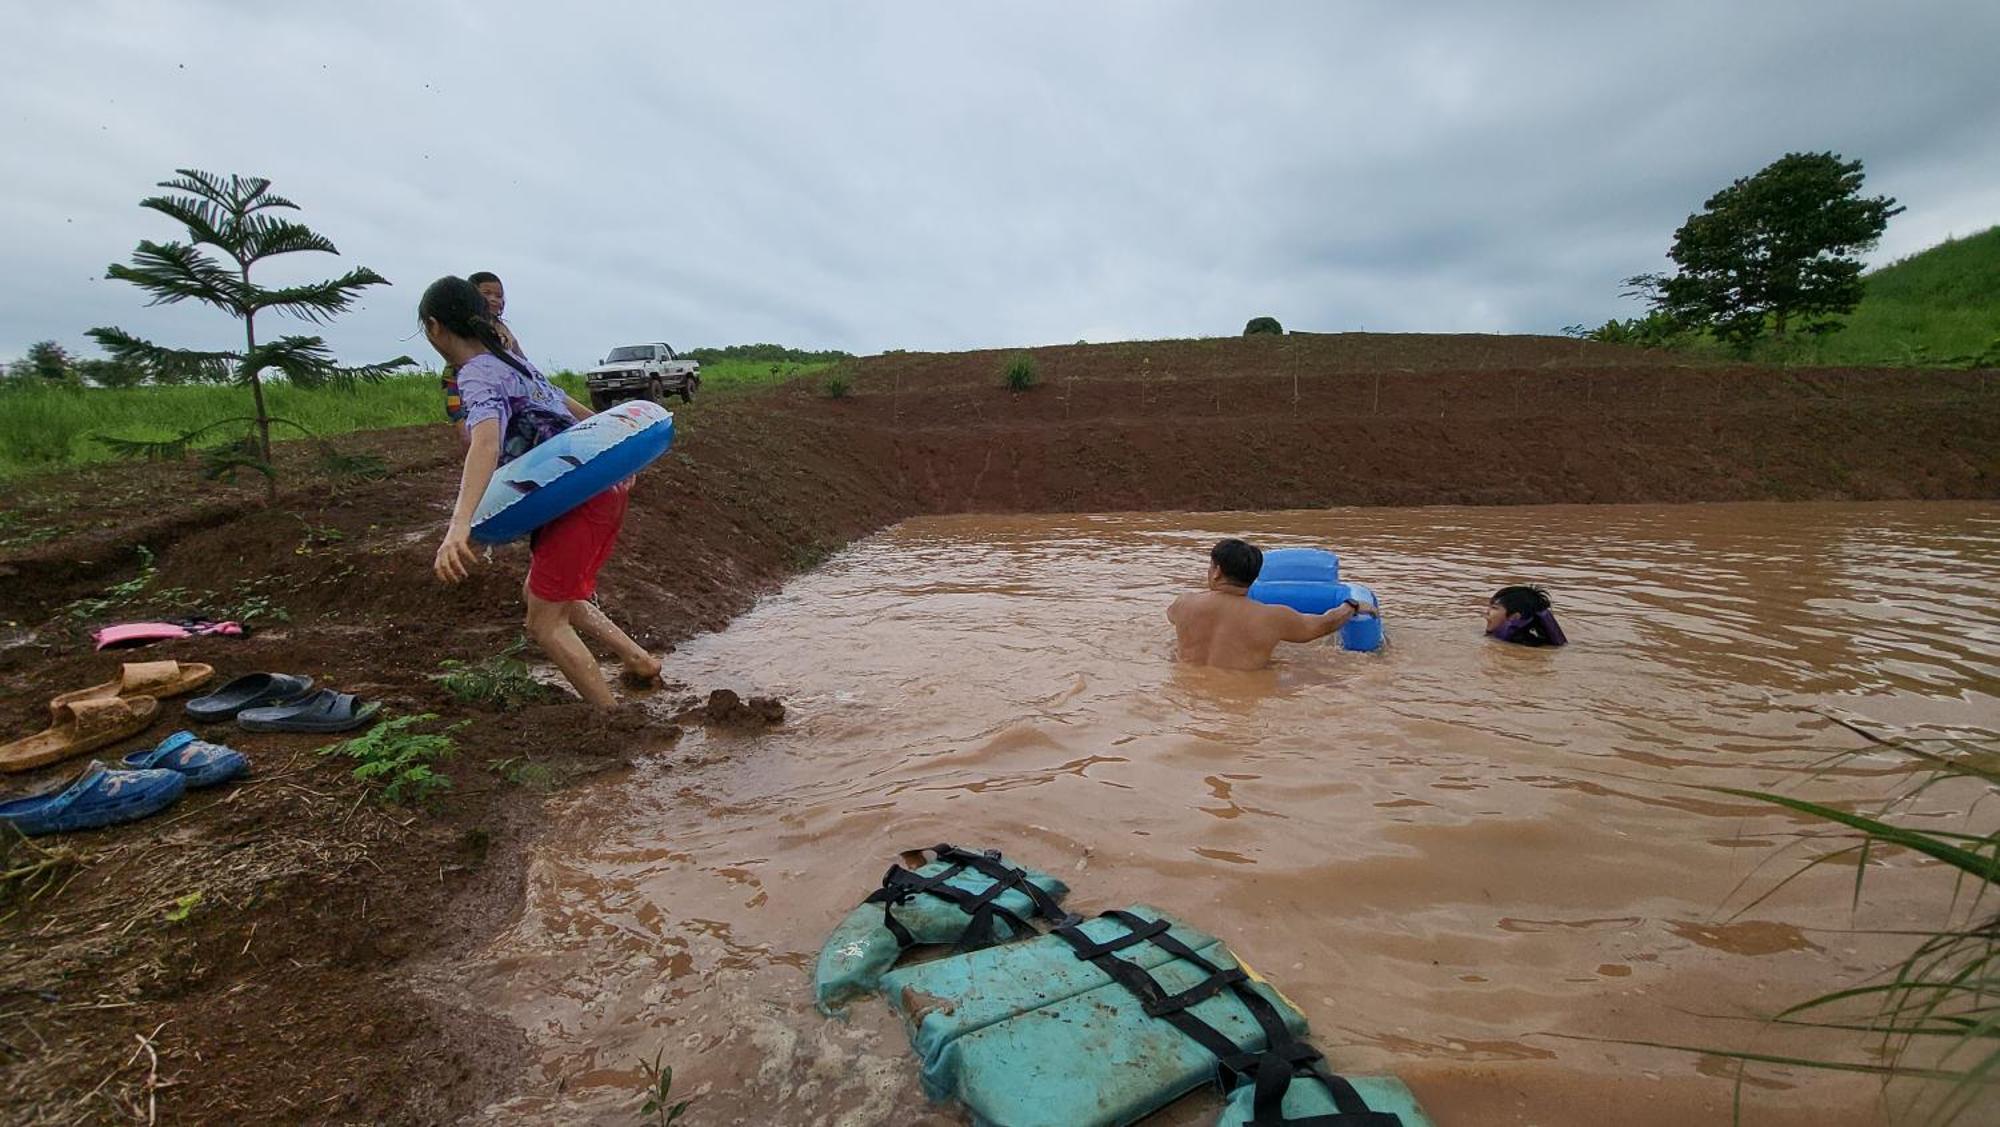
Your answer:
[619,653,664,689]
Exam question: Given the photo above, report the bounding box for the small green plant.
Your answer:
[488,756,556,790]
[1002,352,1037,392]
[228,591,290,625]
[0,512,59,549]
[63,545,158,620]
[432,640,556,708]
[635,1047,691,1126]
[164,890,204,923]
[0,827,75,923]
[319,714,463,805]
[823,375,851,399]
[787,539,834,571]
[292,517,346,556]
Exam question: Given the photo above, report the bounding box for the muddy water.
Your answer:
[455,502,2000,1126]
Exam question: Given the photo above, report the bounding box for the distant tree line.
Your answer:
[2,340,153,388]
[685,343,852,365]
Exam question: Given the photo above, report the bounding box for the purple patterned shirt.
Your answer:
[454,352,574,464]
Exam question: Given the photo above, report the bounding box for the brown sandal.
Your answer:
[48,661,214,722]
[1,697,162,774]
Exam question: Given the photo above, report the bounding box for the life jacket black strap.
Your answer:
[1051,908,1404,1127]
[858,844,1065,952]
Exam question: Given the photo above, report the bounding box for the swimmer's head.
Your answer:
[1487,584,1551,630]
[1209,538,1263,589]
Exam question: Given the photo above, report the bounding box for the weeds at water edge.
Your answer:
[635,1046,692,1126]
[1617,717,1999,1123]
[487,756,556,790]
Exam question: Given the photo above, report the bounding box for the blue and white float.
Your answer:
[1247,547,1384,652]
[469,399,675,544]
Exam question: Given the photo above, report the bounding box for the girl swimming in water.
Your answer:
[1484,585,1567,647]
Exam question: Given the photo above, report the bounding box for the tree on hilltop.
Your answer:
[1634,151,1902,352]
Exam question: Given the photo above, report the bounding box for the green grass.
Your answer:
[1002,352,1037,391]
[698,357,836,393]
[0,371,475,480]
[1798,226,2000,365]
[0,359,833,480]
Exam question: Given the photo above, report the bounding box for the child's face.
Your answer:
[1484,601,1509,631]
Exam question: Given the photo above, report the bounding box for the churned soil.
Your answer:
[0,333,1993,1123]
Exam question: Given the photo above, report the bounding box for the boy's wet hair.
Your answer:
[1491,585,1552,617]
[1211,538,1264,587]
[467,271,501,287]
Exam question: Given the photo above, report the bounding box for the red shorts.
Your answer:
[526,481,630,603]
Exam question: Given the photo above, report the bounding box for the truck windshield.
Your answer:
[604,346,652,362]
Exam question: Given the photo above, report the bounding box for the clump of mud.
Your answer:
[673,688,786,729]
[487,700,679,758]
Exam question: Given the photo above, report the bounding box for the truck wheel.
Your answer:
[589,391,612,411]
[678,380,695,403]
[648,377,666,405]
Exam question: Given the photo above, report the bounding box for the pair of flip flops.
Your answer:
[92,618,244,652]
[0,661,214,774]
[186,673,380,733]
[0,732,248,837]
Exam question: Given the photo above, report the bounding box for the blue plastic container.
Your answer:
[1247,548,1384,652]
[470,400,675,544]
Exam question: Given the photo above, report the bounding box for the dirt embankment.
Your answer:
[0,334,1993,1123]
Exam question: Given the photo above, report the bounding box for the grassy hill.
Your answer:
[1811,224,2000,364]
[1756,224,2000,366]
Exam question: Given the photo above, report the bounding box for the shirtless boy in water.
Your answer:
[1168,538,1376,670]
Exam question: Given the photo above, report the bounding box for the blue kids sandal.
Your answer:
[0,762,186,837]
[121,730,248,789]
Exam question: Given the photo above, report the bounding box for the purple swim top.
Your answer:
[1489,609,1567,647]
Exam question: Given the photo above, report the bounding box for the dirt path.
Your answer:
[0,334,1992,1123]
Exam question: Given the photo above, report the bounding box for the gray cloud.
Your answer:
[2,0,1995,372]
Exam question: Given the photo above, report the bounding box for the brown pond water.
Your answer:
[447,502,2000,1126]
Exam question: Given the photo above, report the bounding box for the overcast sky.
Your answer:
[3,1,1996,371]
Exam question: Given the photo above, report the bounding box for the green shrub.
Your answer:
[432,639,555,708]
[1243,316,1283,336]
[823,375,851,399]
[320,713,463,806]
[1565,312,1686,348]
[1003,353,1037,392]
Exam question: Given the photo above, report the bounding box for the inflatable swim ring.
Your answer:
[1246,547,1384,652]
[469,399,675,544]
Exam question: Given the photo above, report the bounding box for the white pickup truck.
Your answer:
[585,343,701,410]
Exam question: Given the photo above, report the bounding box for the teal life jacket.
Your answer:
[818,848,1436,1127]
